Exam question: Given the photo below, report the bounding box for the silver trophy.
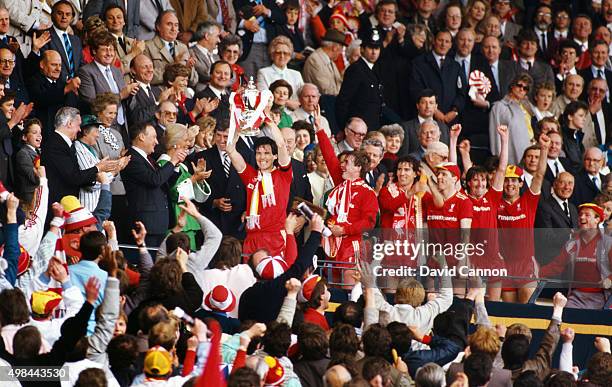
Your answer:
[240,76,262,136]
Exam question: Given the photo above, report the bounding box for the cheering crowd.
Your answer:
[0,0,610,386]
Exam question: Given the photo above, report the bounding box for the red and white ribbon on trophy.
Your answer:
[468,70,492,102]
[227,89,273,145]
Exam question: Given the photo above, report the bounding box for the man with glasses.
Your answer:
[420,141,449,184]
[152,101,178,159]
[0,47,28,105]
[552,7,571,42]
[533,3,555,62]
[571,147,607,206]
[579,41,612,102]
[336,117,367,153]
[492,0,520,44]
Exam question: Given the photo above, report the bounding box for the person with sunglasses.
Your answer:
[489,73,535,164]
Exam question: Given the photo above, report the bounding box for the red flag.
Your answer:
[197,319,226,387]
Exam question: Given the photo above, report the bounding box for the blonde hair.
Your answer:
[164,123,189,150]
[507,323,532,342]
[395,278,425,307]
[468,326,500,360]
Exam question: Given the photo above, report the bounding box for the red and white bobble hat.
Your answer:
[256,256,288,280]
[60,196,97,232]
[298,274,322,303]
[204,285,236,313]
[0,180,8,202]
[263,356,285,387]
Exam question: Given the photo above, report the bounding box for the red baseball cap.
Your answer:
[436,162,461,179]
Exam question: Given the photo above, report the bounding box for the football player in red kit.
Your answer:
[314,108,379,287]
[423,162,473,294]
[452,124,509,301]
[497,134,550,303]
[540,203,612,309]
[226,118,293,257]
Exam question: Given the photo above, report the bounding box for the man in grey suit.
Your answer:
[78,31,139,128]
[83,0,140,39]
[399,89,449,157]
[206,0,236,34]
[189,21,221,93]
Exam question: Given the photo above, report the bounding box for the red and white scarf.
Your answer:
[323,179,355,257]
[247,170,276,229]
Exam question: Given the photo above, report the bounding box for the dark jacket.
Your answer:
[234,0,285,60]
[508,318,561,381]
[402,336,463,378]
[287,158,313,212]
[571,171,606,206]
[40,28,85,81]
[293,358,330,387]
[121,147,176,236]
[238,231,321,323]
[41,132,98,206]
[0,301,93,387]
[126,85,161,127]
[336,57,384,131]
[13,145,39,203]
[561,125,585,167]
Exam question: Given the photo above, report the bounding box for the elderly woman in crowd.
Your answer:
[257,36,304,110]
[379,124,404,162]
[490,73,535,164]
[74,115,107,212]
[158,123,211,249]
[219,34,246,92]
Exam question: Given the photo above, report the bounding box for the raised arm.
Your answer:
[267,119,290,167]
[226,124,247,173]
[531,134,550,195]
[491,125,509,191]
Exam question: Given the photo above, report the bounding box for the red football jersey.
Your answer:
[467,188,504,271]
[497,189,540,278]
[240,164,293,233]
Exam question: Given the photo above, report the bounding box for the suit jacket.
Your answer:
[13,144,39,202]
[191,143,252,238]
[144,35,198,87]
[571,171,605,206]
[3,0,50,57]
[234,0,284,60]
[169,0,208,34]
[0,114,13,188]
[115,34,139,79]
[544,157,575,183]
[138,0,174,41]
[126,84,161,126]
[398,118,450,156]
[5,67,30,105]
[83,0,141,38]
[410,52,467,115]
[41,28,85,81]
[269,23,305,53]
[534,198,578,265]
[501,21,521,44]
[583,103,612,148]
[302,48,342,96]
[206,0,237,33]
[189,45,219,92]
[457,54,493,139]
[121,147,176,235]
[578,67,612,102]
[26,71,79,138]
[77,61,127,105]
[336,57,384,131]
[194,86,230,122]
[41,132,98,206]
[474,59,520,108]
[518,59,555,96]
[287,158,313,212]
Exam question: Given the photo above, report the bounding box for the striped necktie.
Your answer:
[223,152,231,177]
[63,33,75,77]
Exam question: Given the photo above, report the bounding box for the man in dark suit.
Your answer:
[336,28,384,131]
[78,31,139,129]
[514,29,555,96]
[553,40,581,94]
[362,137,388,189]
[40,1,85,82]
[121,121,187,247]
[571,147,607,206]
[399,89,449,156]
[544,131,576,183]
[410,29,466,126]
[579,40,612,103]
[26,50,80,138]
[532,3,557,63]
[584,78,611,148]
[0,47,28,105]
[194,60,231,122]
[478,36,520,103]
[280,127,312,207]
[84,0,141,39]
[0,83,30,189]
[534,171,578,265]
[190,123,252,239]
[234,0,284,78]
[454,28,491,148]
[40,107,116,208]
[126,54,165,126]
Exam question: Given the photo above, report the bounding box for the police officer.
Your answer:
[336,28,385,132]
